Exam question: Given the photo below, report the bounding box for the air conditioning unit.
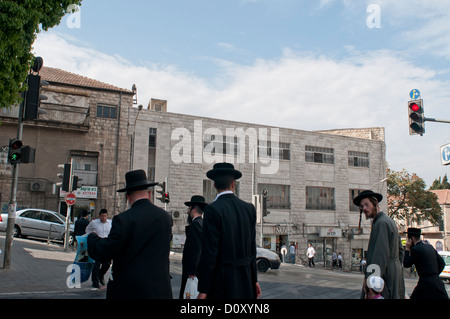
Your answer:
[172,210,182,219]
[30,182,45,192]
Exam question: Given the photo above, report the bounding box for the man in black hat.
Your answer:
[179,195,207,299]
[87,169,173,299]
[197,163,261,299]
[353,190,405,299]
[403,227,448,299]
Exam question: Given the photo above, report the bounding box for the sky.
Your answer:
[32,0,450,187]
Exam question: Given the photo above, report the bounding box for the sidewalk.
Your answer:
[0,235,98,297]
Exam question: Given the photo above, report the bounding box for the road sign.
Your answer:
[410,89,421,100]
[440,143,450,166]
[65,193,76,206]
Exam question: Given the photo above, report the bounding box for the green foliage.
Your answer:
[429,174,450,190]
[0,0,82,109]
[387,168,442,225]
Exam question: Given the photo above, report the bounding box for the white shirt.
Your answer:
[213,190,234,202]
[306,246,315,258]
[86,219,112,238]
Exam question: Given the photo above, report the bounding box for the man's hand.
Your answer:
[197,293,207,299]
[255,282,261,299]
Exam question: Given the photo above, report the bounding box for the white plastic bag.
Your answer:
[183,277,199,299]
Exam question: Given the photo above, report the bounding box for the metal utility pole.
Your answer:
[2,95,25,269]
[64,158,75,251]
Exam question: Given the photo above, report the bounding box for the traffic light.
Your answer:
[156,181,166,203]
[262,189,270,217]
[57,163,71,192]
[72,176,80,191]
[408,99,425,135]
[163,192,170,204]
[23,74,48,120]
[7,139,23,164]
[21,146,36,164]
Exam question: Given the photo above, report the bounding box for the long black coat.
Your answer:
[87,198,173,299]
[403,241,448,299]
[179,216,203,299]
[197,193,258,299]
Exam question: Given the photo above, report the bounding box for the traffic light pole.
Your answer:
[63,158,74,251]
[424,117,450,124]
[2,85,26,269]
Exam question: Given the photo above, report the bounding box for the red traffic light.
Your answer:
[409,103,420,112]
[10,139,23,150]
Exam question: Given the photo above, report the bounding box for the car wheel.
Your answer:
[13,225,21,238]
[257,258,270,272]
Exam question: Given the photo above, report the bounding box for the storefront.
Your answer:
[59,186,98,221]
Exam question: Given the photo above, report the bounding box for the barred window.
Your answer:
[203,134,240,156]
[348,151,369,168]
[305,146,334,164]
[258,141,290,160]
[306,187,335,210]
[258,184,291,209]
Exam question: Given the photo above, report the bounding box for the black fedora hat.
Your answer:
[117,169,158,193]
[184,195,208,210]
[353,190,383,206]
[407,228,421,237]
[206,162,242,180]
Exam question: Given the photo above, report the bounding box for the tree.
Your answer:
[0,0,82,109]
[429,174,450,190]
[387,168,441,226]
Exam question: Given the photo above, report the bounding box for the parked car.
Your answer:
[0,208,74,245]
[438,251,450,282]
[256,246,281,272]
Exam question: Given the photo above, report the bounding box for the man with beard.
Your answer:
[353,190,405,299]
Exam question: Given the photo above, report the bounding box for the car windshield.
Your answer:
[53,212,67,222]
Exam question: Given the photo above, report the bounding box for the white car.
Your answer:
[0,208,74,244]
[439,251,450,282]
[256,247,281,272]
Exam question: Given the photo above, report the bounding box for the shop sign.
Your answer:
[60,186,98,199]
[319,227,342,238]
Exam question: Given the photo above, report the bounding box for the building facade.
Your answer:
[0,67,135,219]
[1,67,388,269]
[132,105,387,270]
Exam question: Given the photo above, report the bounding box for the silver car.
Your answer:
[257,247,281,272]
[0,208,74,244]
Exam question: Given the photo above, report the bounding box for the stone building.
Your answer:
[132,103,388,270]
[1,66,388,269]
[0,67,135,219]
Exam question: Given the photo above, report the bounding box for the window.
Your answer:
[203,134,240,156]
[71,152,98,186]
[97,105,117,119]
[258,141,290,160]
[306,187,335,210]
[149,128,157,148]
[348,151,369,168]
[305,146,334,164]
[258,184,291,209]
[20,210,41,220]
[349,189,364,211]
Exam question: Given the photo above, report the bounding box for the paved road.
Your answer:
[1,234,448,299]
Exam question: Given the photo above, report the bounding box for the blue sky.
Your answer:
[33,0,450,187]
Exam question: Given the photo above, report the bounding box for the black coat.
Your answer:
[403,241,448,299]
[88,198,173,299]
[179,216,203,299]
[197,193,258,299]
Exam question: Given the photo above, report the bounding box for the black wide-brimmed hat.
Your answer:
[184,195,208,209]
[206,162,242,180]
[407,227,422,237]
[353,190,383,206]
[117,169,158,193]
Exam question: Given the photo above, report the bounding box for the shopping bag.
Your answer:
[71,234,95,283]
[183,277,199,299]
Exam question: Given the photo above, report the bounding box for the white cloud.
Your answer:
[33,31,450,186]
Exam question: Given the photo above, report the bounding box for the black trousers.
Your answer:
[92,260,111,286]
[308,257,315,267]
